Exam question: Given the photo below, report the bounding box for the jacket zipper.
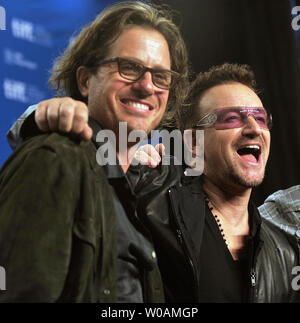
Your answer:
[248,239,263,302]
[168,188,200,301]
[250,269,256,287]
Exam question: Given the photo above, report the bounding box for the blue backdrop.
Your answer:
[0,0,121,166]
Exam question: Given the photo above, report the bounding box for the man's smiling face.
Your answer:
[201,82,271,189]
[81,26,171,136]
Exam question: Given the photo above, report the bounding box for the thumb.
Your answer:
[81,125,93,141]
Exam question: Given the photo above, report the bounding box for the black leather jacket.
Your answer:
[135,159,300,303]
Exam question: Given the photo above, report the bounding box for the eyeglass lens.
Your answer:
[118,59,173,89]
[213,108,270,130]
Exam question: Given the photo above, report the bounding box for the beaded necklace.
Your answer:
[205,196,228,247]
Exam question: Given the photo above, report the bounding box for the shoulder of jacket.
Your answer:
[261,185,300,213]
[260,218,298,253]
[36,133,94,152]
[21,133,96,162]
[1,133,100,178]
[261,218,286,238]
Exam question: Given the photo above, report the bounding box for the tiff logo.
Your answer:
[0,266,5,290]
[3,79,27,103]
[292,6,300,31]
[0,6,6,30]
[11,18,35,42]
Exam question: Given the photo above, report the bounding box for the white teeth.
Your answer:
[245,145,260,150]
[128,101,149,111]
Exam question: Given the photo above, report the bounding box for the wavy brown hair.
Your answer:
[49,1,190,128]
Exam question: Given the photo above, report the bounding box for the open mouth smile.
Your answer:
[237,144,262,164]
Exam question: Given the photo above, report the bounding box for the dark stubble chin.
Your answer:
[227,165,265,188]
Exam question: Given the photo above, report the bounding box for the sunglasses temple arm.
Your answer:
[195,113,217,128]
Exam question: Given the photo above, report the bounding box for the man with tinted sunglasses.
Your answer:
[131,64,299,302]
[5,63,300,302]
[139,63,298,302]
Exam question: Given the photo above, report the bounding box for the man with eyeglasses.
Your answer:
[0,1,189,302]
[6,61,300,302]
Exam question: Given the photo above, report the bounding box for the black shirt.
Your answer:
[198,198,260,302]
[90,118,157,303]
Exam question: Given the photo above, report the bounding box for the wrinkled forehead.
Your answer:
[215,106,267,115]
[198,82,263,115]
[107,26,171,70]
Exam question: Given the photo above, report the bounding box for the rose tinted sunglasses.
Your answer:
[194,107,272,130]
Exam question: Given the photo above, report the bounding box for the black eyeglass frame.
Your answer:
[96,57,181,90]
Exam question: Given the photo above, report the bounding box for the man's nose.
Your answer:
[132,71,155,96]
[242,115,262,137]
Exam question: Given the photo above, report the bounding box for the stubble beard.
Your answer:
[227,162,265,188]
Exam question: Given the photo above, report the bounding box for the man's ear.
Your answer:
[183,128,198,158]
[76,66,91,98]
